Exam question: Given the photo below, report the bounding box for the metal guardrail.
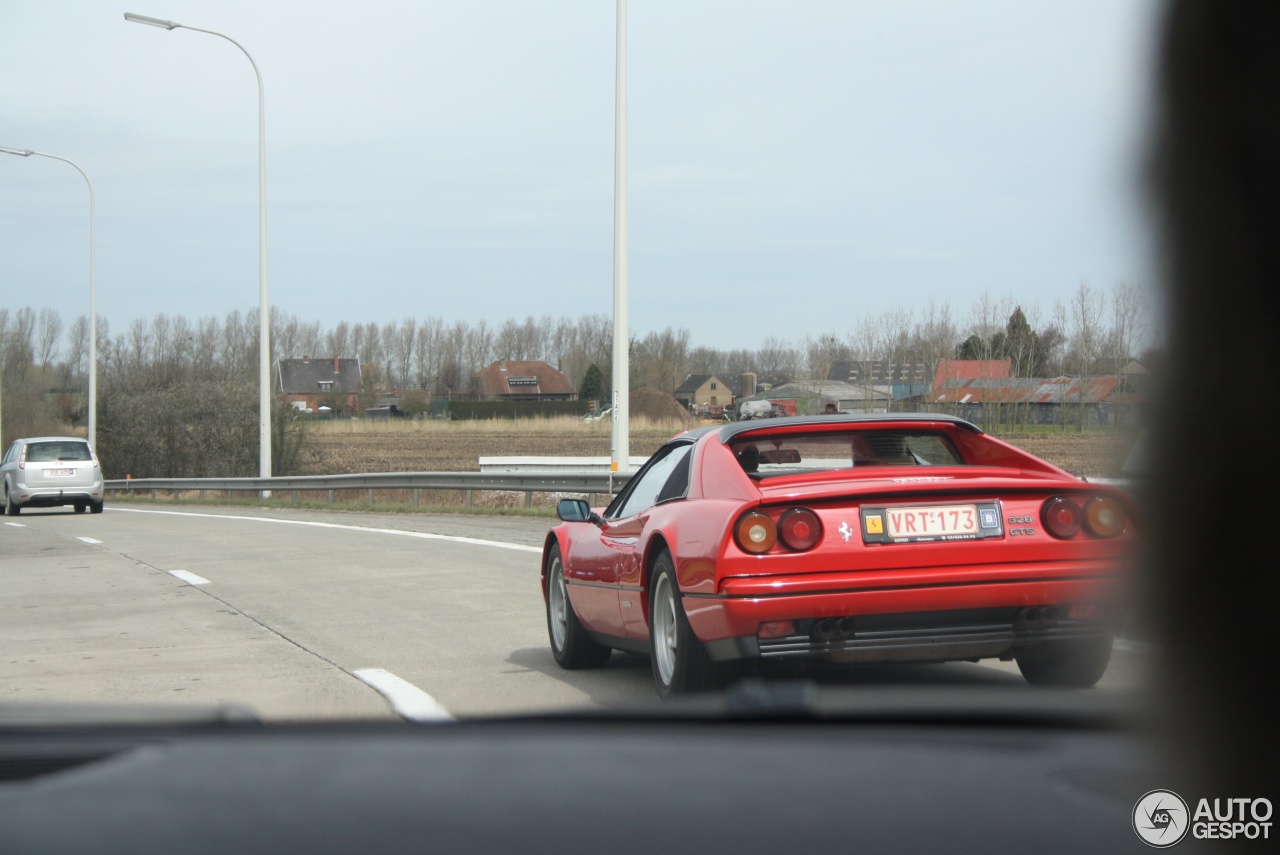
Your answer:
[105,470,633,508]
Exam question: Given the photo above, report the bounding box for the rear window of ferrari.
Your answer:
[26,441,92,463]
[729,430,963,479]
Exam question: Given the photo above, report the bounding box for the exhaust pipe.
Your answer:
[813,619,839,642]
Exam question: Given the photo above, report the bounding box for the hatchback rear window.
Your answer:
[729,431,963,479]
[27,442,92,462]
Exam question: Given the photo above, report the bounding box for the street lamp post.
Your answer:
[611,0,631,478]
[125,12,272,481]
[0,146,97,451]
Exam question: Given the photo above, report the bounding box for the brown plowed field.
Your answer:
[301,423,1135,479]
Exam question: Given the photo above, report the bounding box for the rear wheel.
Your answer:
[74,503,87,513]
[546,544,611,669]
[89,500,104,514]
[4,487,19,516]
[1016,637,1113,687]
[649,550,718,698]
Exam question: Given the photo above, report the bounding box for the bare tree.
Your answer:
[755,336,797,385]
[393,317,416,389]
[461,320,494,389]
[1067,282,1106,430]
[4,307,36,384]
[65,315,89,386]
[958,292,1016,426]
[274,310,303,360]
[190,316,220,382]
[494,316,543,362]
[803,333,849,409]
[36,308,64,371]
[633,327,691,394]
[910,300,960,369]
[325,320,351,359]
[414,316,443,391]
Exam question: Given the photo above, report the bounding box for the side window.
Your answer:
[606,443,693,520]
[654,446,693,504]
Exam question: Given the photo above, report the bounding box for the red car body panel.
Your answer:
[543,415,1136,669]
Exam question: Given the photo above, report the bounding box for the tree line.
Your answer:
[1,281,1152,475]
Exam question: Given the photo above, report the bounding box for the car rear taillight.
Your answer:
[778,508,823,551]
[1042,495,1128,539]
[735,512,777,554]
[17,445,27,470]
[736,508,823,554]
[1041,497,1084,539]
[1084,496,1126,538]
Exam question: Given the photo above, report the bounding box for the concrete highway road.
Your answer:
[1,502,1148,721]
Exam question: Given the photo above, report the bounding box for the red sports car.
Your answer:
[542,414,1136,697]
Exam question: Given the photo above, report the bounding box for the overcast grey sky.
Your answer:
[2,1,1160,352]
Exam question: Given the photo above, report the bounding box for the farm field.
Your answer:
[299,418,1136,479]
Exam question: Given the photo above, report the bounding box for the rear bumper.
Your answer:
[685,562,1122,664]
[12,482,103,507]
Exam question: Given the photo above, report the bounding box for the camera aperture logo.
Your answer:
[1134,790,1189,847]
[1134,791,1274,846]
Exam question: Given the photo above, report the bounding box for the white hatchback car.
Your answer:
[1,436,105,515]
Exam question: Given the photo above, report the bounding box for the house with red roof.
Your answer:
[475,360,576,402]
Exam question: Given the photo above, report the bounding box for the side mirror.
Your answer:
[557,498,604,526]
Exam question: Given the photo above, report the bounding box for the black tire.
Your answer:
[5,487,20,516]
[74,503,87,514]
[648,550,718,698]
[546,544,611,669]
[1016,637,1113,687]
[89,500,104,514]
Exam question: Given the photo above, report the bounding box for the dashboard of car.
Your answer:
[0,684,1192,854]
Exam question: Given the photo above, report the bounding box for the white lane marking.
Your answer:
[3,522,26,527]
[108,507,541,553]
[76,536,103,544]
[169,570,211,586]
[354,668,453,722]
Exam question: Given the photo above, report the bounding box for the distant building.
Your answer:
[929,371,1149,427]
[475,360,575,401]
[932,359,1013,388]
[674,374,736,408]
[276,356,361,415]
[827,360,934,403]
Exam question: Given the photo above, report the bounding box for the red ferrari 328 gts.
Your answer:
[542,414,1137,697]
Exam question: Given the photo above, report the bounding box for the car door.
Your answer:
[605,442,694,639]
[562,442,694,641]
